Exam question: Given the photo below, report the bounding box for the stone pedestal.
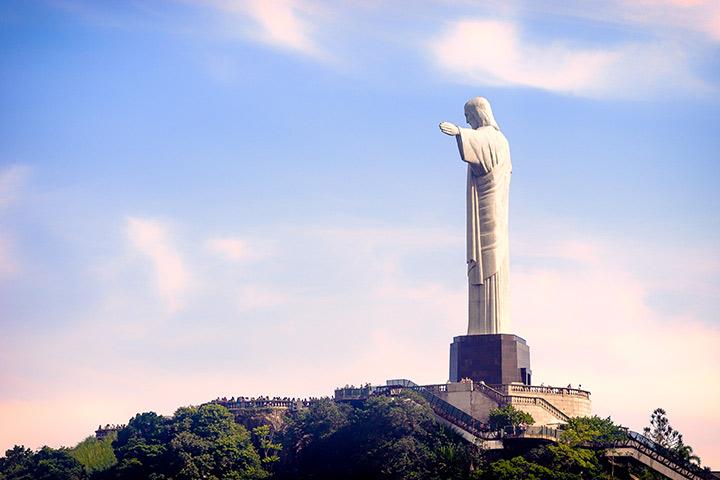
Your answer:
[449,334,531,385]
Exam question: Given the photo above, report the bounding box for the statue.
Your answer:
[440,97,512,335]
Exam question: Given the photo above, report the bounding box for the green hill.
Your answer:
[0,393,711,479]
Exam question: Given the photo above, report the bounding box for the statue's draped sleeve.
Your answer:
[455,127,512,285]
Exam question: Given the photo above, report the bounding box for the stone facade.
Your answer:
[450,334,531,384]
[497,384,591,419]
[436,381,591,426]
[439,382,500,421]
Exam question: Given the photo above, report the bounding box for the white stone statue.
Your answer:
[440,97,511,335]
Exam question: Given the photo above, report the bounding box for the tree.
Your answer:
[68,435,116,473]
[30,447,86,480]
[560,416,625,446]
[251,425,281,467]
[675,441,701,466]
[0,446,86,480]
[483,456,572,480]
[276,391,481,480]
[643,407,702,466]
[0,446,34,480]
[488,405,534,434]
[111,411,169,477]
[643,408,682,450]
[105,404,267,480]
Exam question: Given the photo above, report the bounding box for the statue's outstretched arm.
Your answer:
[439,122,460,136]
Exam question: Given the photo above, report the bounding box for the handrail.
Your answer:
[492,384,591,399]
[473,382,570,422]
[508,396,570,423]
[380,382,498,440]
[386,385,565,444]
[604,431,714,480]
[506,425,561,441]
[474,382,506,404]
[366,382,713,480]
[212,399,315,410]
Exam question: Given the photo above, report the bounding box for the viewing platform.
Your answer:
[335,379,590,426]
[209,396,318,414]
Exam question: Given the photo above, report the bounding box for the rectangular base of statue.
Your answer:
[449,334,531,385]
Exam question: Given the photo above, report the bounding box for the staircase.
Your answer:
[377,381,496,440]
[602,431,715,480]
[376,380,714,480]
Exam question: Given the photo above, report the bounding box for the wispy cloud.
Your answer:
[125,217,191,313]
[560,0,720,43]
[0,165,30,279]
[512,237,720,462]
[200,0,330,60]
[0,234,19,280]
[428,18,710,98]
[206,236,270,263]
[3,219,720,464]
[0,164,30,210]
[235,284,290,312]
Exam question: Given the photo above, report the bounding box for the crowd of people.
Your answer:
[94,423,125,440]
[212,395,327,410]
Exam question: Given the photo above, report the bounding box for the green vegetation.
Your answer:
[278,392,481,479]
[0,445,85,480]
[487,405,534,434]
[0,400,708,480]
[68,435,116,473]
[103,404,267,479]
[475,415,626,480]
[644,407,702,466]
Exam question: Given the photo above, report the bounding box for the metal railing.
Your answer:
[507,395,571,423]
[212,398,314,411]
[492,384,591,399]
[368,381,713,480]
[506,425,561,441]
[472,382,570,422]
[380,381,498,441]
[601,431,715,480]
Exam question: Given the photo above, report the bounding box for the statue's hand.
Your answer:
[439,122,460,136]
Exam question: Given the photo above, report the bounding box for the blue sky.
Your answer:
[1,0,719,466]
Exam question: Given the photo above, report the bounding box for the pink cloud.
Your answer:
[619,0,720,41]
[126,217,191,313]
[2,223,717,468]
[198,0,331,60]
[429,18,710,98]
[513,239,720,466]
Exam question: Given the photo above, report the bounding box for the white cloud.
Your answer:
[578,0,720,42]
[0,165,30,280]
[201,0,329,60]
[125,217,191,313]
[479,0,720,43]
[206,236,270,263]
[0,164,30,210]
[511,237,720,464]
[236,284,289,312]
[429,18,710,98]
[4,220,719,464]
[0,234,19,280]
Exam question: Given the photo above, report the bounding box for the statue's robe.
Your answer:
[456,125,512,335]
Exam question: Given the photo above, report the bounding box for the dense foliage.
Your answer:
[100,404,267,479]
[69,435,116,473]
[0,445,86,480]
[487,405,534,434]
[278,392,481,479]
[0,400,707,480]
[478,415,627,480]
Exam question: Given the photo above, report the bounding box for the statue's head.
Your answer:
[464,97,499,130]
